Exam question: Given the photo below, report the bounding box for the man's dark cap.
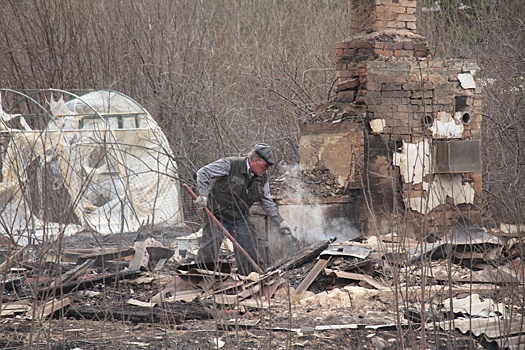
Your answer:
[254,143,275,166]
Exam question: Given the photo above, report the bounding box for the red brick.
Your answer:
[395,50,414,57]
[386,21,406,29]
[386,42,404,50]
[355,41,374,49]
[403,41,415,50]
[397,14,416,22]
[375,49,394,57]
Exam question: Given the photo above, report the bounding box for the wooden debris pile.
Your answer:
[271,166,347,198]
[1,219,525,349]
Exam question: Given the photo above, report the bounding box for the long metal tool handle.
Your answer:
[182,183,264,275]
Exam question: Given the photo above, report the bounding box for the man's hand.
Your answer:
[279,220,292,235]
[194,196,208,210]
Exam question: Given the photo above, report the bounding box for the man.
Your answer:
[194,143,292,275]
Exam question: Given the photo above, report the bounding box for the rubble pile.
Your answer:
[1,220,525,349]
[271,166,347,199]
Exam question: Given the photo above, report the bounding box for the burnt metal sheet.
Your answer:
[408,219,504,263]
[433,139,482,173]
[320,244,373,259]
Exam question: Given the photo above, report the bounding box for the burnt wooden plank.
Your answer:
[270,239,334,271]
[38,270,142,299]
[66,300,210,323]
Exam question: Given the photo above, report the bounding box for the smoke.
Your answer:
[275,164,361,245]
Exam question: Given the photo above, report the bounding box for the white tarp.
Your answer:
[0,90,183,242]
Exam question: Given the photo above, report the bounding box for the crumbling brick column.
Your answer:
[301,0,483,238]
[350,0,417,35]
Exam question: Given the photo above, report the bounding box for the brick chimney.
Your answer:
[350,0,417,35]
[299,0,483,238]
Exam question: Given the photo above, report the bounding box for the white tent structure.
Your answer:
[0,89,184,244]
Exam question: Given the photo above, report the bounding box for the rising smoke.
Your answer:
[274,164,361,245]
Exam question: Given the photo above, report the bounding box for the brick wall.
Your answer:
[350,0,417,35]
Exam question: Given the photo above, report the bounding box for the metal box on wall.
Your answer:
[433,140,482,173]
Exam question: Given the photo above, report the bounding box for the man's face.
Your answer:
[249,157,269,177]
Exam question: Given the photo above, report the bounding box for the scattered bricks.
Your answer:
[406,6,416,14]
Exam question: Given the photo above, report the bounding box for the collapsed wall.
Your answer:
[300,0,483,237]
